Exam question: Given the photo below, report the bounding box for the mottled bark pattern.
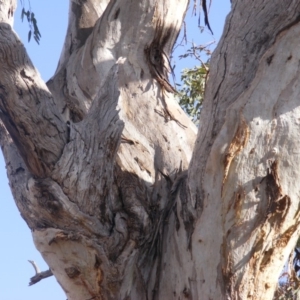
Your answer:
[0,0,195,299]
[1,0,300,299]
[189,0,300,299]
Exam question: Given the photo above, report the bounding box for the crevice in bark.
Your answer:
[115,167,151,247]
[141,169,195,299]
[178,172,196,250]
[262,160,291,228]
[144,20,176,94]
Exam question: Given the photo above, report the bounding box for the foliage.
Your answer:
[177,64,207,124]
[176,43,212,125]
[20,0,41,44]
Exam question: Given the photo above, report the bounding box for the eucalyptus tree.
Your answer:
[1,1,300,299]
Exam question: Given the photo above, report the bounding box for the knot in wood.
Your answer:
[150,47,163,66]
[65,266,81,279]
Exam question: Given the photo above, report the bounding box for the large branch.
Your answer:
[0,1,199,299]
[51,62,124,217]
[189,0,300,200]
[48,0,189,122]
[186,0,300,298]
[47,0,196,222]
[55,0,110,74]
[0,23,67,177]
[38,1,198,299]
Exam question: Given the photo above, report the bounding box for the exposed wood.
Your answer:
[28,260,53,286]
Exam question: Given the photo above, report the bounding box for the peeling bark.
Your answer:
[1,0,300,299]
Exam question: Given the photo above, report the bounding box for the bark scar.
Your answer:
[263,160,291,227]
[222,115,249,195]
[144,20,176,94]
[145,19,187,128]
[20,69,34,83]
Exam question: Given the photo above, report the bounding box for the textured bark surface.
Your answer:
[1,0,300,299]
[188,0,300,299]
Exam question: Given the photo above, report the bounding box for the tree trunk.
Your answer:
[1,0,300,299]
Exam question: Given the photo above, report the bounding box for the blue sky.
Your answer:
[0,1,230,299]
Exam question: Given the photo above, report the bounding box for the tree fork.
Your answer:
[0,0,197,299]
[2,0,300,299]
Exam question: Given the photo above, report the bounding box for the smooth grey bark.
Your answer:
[1,0,300,300]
